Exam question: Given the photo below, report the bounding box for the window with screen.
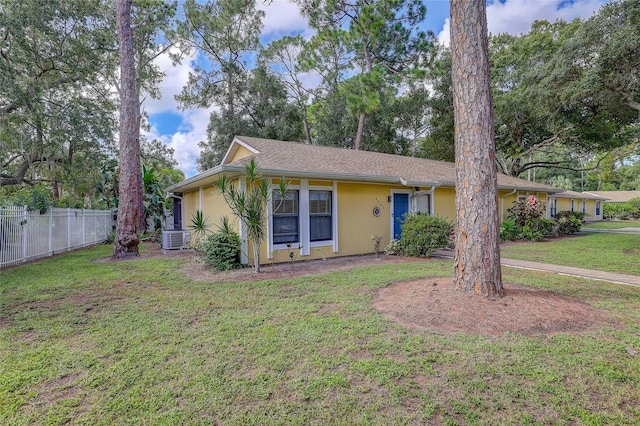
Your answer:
[415,194,430,214]
[309,190,332,242]
[272,190,299,244]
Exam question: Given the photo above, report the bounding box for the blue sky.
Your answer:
[144,0,607,178]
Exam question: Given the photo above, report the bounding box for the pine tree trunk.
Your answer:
[450,0,503,298]
[355,113,365,150]
[113,0,142,259]
[303,112,313,145]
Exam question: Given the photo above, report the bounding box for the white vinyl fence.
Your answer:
[0,206,115,269]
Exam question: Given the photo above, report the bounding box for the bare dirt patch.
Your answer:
[17,372,86,416]
[180,251,425,283]
[373,277,618,337]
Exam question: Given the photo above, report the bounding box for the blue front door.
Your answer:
[393,193,409,239]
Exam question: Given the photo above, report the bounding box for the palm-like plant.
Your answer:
[188,210,211,252]
[216,158,287,273]
[142,165,166,233]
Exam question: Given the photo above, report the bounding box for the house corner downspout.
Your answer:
[500,189,517,223]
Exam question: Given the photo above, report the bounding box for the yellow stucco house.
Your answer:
[547,190,609,221]
[167,136,563,264]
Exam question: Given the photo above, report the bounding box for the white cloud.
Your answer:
[143,47,195,115]
[145,107,212,178]
[258,0,313,38]
[142,47,213,178]
[438,0,605,46]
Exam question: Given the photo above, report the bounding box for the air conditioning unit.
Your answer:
[162,230,190,250]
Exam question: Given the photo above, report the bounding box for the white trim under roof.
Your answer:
[400,178,442,188]
[220,136,260,165]
[166,165,224,193]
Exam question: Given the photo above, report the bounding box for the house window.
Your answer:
[582,201,586,214]
[550,199,557,217]
[309,190,332,242]
[570,199,575,212]
[414,194,431,214]
[596,201,601,216]
[273,190,299,244]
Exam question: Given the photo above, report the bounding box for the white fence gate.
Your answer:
[0,206,115,269]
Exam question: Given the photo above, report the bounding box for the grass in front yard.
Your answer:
[501,232,640,275]
[584,220,640,229]
[1,244,639,425]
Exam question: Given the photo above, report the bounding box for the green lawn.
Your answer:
[584,220,640,229]
[501,232,640,275]
[1,244,639,425]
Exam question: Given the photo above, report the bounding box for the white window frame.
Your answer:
[412,191,432,215]
[308,185,335,252]
[549,198,557,218]
[268,179,337,258]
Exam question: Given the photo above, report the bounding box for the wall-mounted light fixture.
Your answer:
[387,195,392,203]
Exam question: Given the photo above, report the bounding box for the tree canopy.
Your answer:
[0,0,182,209]
[2,0,639,211]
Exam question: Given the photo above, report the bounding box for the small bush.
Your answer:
[508,196,544,227]
[605,198,640,220]
[557,216,582,235]
[555,210,586,222]
[201,217,241,271]
[500,219,517,241]
[505,196,553,241]
[627,198,640,218]
[400,213,453,257]
[384,239,402,255]
[518,224,543,241]
[538,218,559,238]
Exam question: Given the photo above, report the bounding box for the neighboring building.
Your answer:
[167,136,562,265]
[548,190,609,221]
[582,191,640,204]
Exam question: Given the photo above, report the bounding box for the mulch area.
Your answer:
[373,277,618,337]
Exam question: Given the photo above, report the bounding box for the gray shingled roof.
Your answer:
[168,136,562,193]
[550,190,609,200]
[583,191,640,203]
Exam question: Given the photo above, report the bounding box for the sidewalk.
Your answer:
[431,249,640,287]
[582,227,640,234]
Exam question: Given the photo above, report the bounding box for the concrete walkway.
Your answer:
[432,249,640,287]
[582,227,640,234]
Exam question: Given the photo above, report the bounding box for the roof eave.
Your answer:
[259,168,446,187]
[166,165,243,193]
